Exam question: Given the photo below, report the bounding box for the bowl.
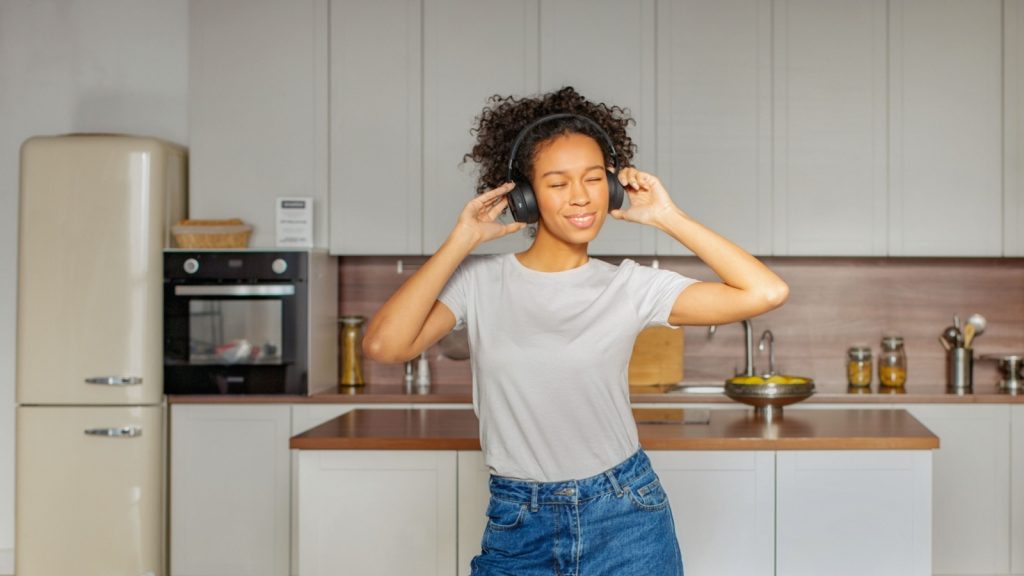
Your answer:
[723,375,815,419]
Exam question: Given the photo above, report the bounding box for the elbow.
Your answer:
[362,333,413,364]
[762,281,790,310]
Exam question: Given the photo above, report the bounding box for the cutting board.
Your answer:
[628,326,684,387]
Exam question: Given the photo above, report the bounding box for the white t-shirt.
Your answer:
[438,253,699,482]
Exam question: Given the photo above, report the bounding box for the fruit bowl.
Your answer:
[723,374,815,419]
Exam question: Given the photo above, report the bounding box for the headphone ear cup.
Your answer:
[508,182,540,224]
[607,169,625,212]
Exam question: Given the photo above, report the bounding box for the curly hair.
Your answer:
[462,86,636,194]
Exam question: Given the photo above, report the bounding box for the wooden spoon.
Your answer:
[963,323,976,349]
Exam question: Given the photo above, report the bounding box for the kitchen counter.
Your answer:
[168,380,1024,404]
[289,407,939,451]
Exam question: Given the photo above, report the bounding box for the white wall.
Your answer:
[0,1,188,573]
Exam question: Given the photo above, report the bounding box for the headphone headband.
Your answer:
[505,113,620,182]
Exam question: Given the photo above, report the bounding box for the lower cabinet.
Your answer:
[169,405,292,576]
[1013,406,1024,576]
[299,448,930,576]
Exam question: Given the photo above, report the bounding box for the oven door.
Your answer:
[164,283,307,394]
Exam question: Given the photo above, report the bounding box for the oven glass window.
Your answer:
[189,300,283,365]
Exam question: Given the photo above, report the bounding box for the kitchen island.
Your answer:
[291,407,937,576]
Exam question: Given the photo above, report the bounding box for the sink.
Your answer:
[665,382,725,395]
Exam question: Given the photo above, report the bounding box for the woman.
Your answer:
[363,87,789,575]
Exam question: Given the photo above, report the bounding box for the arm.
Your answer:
[611,169,789,326]
[362,182,525,363]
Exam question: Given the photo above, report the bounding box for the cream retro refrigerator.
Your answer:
[16,135,186,576]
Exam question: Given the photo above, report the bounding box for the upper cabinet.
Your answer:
[1005,0,1024,257]
[329,0,422,254]
[191,0,1018,257]
[421,0,539,256]
[189,0,328,248]
[771,0,889,256]
[539,0,658,255]
[655,0,773,256]
[888,0,1004,256]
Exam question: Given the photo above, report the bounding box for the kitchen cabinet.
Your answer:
[296,450,457,576]
[655,0,773,256]
[776,450,931,576]
[188,0,329,249]
[771,0,889,256]
[1007,0,1024,257]
[887,0,1004,256]
[648,451,775,576]
[1012,406,1024,574]
[298,445,930,575]
[457,450,775,576]
[329,0,422,254]
[170,404,292,576]
[421,0,538,256]
[538,0,657,255]
[908,404,1011,575]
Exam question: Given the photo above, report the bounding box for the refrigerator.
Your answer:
[16,135,187,575]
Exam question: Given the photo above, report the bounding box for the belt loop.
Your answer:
[530,483,539,512]
[605,470,623,497]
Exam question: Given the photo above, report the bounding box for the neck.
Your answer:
[515,225,589,272]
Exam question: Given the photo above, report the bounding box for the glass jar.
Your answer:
[846,346,873,387]
[878,336,907,387]
[339,316,365,386]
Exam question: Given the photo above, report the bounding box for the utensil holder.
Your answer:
[946,347,973,393]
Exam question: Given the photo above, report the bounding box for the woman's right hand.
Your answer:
[454,182,527,247]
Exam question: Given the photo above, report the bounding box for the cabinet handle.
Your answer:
[174,284,295,297]
[84,426,142,438]
[85,376,143,386]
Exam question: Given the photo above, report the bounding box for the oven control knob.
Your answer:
[183,258,199,274]
[271,258,288,274]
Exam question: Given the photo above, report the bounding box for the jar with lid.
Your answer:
[846,346,873,387]
[878,336,907,387]
[339,316,365,386]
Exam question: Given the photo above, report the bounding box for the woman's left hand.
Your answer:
[610,167,682,227]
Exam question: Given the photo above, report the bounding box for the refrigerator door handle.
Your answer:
[174,284,296,297]
[84,376,143,385]
[84,426,142,438]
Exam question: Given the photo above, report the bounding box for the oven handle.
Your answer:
[174,284,296,297]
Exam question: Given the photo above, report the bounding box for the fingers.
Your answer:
[486,195,509,220]
[477,182,516,204]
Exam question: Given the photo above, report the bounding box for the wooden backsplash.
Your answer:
[339,256,1024,388]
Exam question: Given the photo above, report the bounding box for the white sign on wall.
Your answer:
[276,197,313,247]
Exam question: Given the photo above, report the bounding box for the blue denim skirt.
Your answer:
[470,447,685,576]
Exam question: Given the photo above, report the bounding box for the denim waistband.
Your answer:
[488,447,652,510]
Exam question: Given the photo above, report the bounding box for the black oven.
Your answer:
[164,251,309,394]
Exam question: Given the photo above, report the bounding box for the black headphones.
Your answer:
[505,113,625,224]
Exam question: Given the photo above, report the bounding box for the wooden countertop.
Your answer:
[289,407,939,451]
[168,380,1024,404]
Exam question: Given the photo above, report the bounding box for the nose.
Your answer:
[569,181,590,206]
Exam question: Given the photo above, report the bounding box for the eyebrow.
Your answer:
[540,165,605,178]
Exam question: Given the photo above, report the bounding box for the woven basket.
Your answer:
[172,218,252,249]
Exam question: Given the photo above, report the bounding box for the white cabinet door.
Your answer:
[422,0,538,255]
[297,450,457,576]
[329,0,422,255]
[888,0,1003,256]
[1006,0,1024,257]
[772,0,888,255]
[539,0,657,255]
[905,404,1011,575]
[776,450,932,576]
[457,451,491,576]
[189,0,328,249]
[647,451,775,576]
[170,405,292,576]
[655,0,773,256]
[1012,406,1024,574]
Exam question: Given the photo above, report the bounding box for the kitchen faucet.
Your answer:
[707,319,755,377]
[758,329,776,377]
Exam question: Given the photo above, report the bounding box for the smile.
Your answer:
[565,213,596,229]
